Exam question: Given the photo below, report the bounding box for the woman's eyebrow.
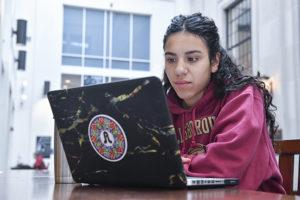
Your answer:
[164,52,176,56]
[165,50,202,56]
[185,50,202,55]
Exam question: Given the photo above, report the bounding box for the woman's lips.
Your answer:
[175,81,191,89]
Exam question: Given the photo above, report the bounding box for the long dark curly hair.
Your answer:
[162,13,277,141]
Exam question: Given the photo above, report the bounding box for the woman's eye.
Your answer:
[188,57,198,62]
[167,58,176,63]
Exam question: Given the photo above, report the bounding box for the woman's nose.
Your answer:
[175,60,187,76]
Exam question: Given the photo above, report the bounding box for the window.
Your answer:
[226,0,252,74]
[61,74,128,89]
[84,75,103,86]
[61,74,81,89]
[62,6,151,71]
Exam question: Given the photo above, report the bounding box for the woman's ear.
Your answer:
[211,52,220,73]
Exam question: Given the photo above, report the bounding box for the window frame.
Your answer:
[61,6,151,72]
[226,0,252,74]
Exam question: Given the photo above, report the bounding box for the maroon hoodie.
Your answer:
[167,81,285,193]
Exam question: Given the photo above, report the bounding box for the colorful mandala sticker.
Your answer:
[88,114,127,162]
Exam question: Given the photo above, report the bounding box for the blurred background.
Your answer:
[0,0,299,175]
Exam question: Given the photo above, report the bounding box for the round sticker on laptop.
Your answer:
[88,114,127,162]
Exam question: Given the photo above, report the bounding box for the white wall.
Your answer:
[0,0,18,171]
[252,0,300,139]
[8,0,39,167]
[0,0,8,171]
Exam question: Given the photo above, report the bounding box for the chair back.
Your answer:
[274,139,300,195]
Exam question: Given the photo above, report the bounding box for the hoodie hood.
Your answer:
[166,81,216,153]
[167,81,216,115]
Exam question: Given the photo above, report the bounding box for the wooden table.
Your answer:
[0,170,299,200]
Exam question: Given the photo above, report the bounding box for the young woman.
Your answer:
[163,13,285,193]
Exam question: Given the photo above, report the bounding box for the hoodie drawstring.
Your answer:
[181,107,198,154]
[181,113,186,153]
[191,108,197,148]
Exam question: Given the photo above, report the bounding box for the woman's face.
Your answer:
[164,32,219,108]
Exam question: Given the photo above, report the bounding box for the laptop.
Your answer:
[48,76,239,188]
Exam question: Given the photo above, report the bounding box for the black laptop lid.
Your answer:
[48,76,187,188]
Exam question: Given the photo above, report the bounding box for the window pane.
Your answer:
[106,12,111,57]
[111,60,129,70]
[63,7,83,54]
[84,75,103,86]
[112,12,130,58]
[61,74,81,89]
[85,9,104,56]
[111,77,128,82]
[84,58,103,68]
[62,56,81,66]
[132,15,150,59]
[132,62,149,71]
